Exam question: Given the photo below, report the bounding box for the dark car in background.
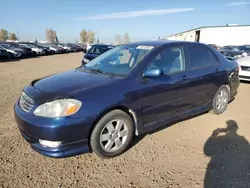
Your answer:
[8,42,34,57]
[67,43,82,52]
[0,46,10,59]
[35,44,52,55]
[219,48,245,59]
[14,41,239,159]
[19,43,45,56]
[81,44,115,65]
[232,45,250,56]
[0,43,26,58]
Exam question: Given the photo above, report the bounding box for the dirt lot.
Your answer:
[0,53,250,188]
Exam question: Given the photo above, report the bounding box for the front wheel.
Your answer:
[90,110,134,159]
[211,85,230,115]
[8,52,13,59]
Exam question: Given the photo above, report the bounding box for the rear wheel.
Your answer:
[90,110,134,159]
[211,85,230,115]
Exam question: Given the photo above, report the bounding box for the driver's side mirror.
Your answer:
[143,68,163,78]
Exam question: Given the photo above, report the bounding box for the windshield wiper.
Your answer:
[92,69,116,78]
[78,66,115,77]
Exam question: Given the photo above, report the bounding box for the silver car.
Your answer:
[237,56,250,81]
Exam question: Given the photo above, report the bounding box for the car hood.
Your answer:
[237,57,250,66]
[31,69,115,97]
[15,49,25,53]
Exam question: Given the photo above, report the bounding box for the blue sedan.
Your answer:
[14,40,240,159]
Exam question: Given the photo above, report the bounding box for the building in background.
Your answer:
[167,25,250,46]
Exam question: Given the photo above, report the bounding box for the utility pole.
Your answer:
[96,30,99,44]
[17,30,20,42]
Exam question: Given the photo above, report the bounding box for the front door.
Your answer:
[139,45,195,126]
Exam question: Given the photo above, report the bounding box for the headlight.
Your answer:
[83,58,90,63]
[34,99,82,118]
[242,52,247,57]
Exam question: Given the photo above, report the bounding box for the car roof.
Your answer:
[123,40,200,47]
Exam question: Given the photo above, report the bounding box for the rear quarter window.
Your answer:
[184,45,219,69]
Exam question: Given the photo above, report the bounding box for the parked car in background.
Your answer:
[14,40,240,159]
[35,44,52,55]
[232,45,250,56]
[219,48,245,59]
[236,56,250,81]
[19,43,45,55]
[0,46,10,59]
[8,42,34,57]
[222,45,235,51]
[48,44,64,53]
[81,44,115,65]
[57,44,71,53]
[0,43,25,58]
[41,44,61,54]
[67,43,82,52]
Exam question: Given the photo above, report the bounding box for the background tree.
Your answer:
[123,33,130,43]
[8,32,18,40]
[34,39,38,44]
[0,29,8,41]
[115,35,122,45]
[45,28,57,43]
[87,30,95,43]
[80,29,88,43]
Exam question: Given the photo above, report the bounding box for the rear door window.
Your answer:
[184,45,219,69]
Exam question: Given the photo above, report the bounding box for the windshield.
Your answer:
[82,44,154,77]
[0,44,13,49]
[88,45,114,54]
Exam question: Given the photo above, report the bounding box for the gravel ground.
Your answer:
[0,53,250,188]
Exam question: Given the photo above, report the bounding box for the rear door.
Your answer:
[183,44,222,107]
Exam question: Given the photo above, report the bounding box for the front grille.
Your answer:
[241,66,250,71]
[19,92,34,112]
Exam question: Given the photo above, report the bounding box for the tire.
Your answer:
[210,85,230,115]
[90,110,134,159]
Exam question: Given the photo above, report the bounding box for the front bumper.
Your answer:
[239,69,250,81]
[14,102,97,158]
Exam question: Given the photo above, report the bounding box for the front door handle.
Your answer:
[215,68,219,74]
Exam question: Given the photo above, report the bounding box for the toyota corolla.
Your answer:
[14,40,240,159]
